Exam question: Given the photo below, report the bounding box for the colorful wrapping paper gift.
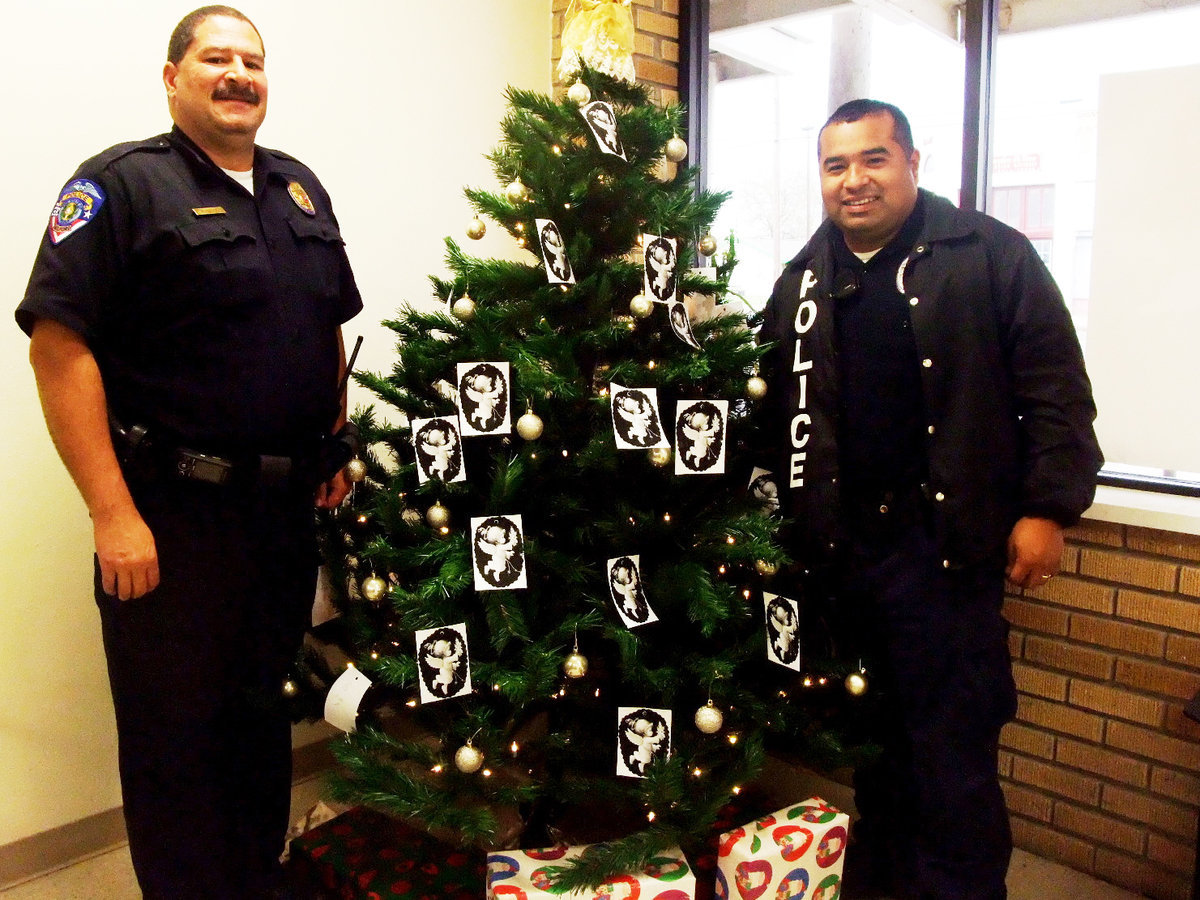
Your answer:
[288,806,485,899]
[714,798,849,900]
[487,843,696,899]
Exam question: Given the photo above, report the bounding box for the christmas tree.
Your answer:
[307,64,873,891]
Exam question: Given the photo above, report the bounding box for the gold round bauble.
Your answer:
[344,457,367,483]
[567,80,592,106]
[694,702,724,734]
[755,559,779,577]
[362,575,387,602]
[648,446,673,467]
[505,179,529,203]
[629,294,654,319]
[516,411,544,441]
[466,218,487,240]
[282,678,299,698]
[452,296,477,321]
[698,233,718,256]
[454,743,484,774]
[665,135,689,163]
[401,507,422,527]
[426,502,450,529]
[563,651,589,679]
[845,672,869,697]
[746,375,768,400]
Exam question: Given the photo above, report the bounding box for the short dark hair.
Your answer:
[820,99,915,158]
[167,6,262,64]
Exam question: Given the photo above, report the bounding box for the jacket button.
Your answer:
[922,358,933,368]
[909,297,919,306]
[916,244,926,253]
[935,491,946,501]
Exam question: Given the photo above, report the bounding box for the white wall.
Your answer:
[1,0,550,847]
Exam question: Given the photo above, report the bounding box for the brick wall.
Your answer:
[552,0,681,103]
[1003,521,1200,899]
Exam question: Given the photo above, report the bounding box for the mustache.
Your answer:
[211,84,260,104]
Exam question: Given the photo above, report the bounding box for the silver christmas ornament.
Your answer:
[454,743,484,773]
[344,458,367,483]
[466,218,487,240]
[665,135,688,162]
[505,179,528,203]
[567,80,592,106]
[516,411,544,441]
[452,295,477,321]
[563,651,589,679]
[845,671,869,697]
[694,702,724,734]
[426,502,450,529]
[629,294,654,319]
[361,575,387,602]
[746,375,768,400]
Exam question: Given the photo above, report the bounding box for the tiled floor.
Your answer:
[0,774,1148,900]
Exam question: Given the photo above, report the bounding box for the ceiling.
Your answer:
[711,0,1200,40]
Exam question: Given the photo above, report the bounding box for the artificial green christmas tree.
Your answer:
[310,65,872,891]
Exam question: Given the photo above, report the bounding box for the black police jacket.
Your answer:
[758,189,1103,569]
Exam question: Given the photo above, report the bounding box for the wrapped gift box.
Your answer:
[714,797,849,900]
[288,806,485,899]
[487,843,696,899]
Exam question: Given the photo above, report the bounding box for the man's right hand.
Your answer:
[93,506,159,600]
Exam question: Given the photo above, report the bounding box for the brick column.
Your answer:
[553,0,681,105]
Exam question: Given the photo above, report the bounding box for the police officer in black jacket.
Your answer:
[16,6,362,897]
[758,100,1102,900]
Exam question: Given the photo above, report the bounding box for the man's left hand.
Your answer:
[1006,516,1065,589]
[315,469,351,509]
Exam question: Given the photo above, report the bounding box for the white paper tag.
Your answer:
[324,666,372,733]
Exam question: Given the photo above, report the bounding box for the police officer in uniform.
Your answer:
[758,100,1102,899]
[16,7,362,897]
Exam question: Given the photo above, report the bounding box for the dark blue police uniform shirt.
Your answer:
[17,126,363,455]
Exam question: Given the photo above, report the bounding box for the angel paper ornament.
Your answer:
[558,0,637,84]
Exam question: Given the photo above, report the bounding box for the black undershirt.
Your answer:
[833,197,927,505]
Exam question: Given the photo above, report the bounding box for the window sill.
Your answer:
[1082,485,1200,537]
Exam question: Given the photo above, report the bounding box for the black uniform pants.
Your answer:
[836,524,1017,900]
[94,477,317,899]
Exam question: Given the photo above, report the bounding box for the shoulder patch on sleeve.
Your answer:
[48,178,106,244]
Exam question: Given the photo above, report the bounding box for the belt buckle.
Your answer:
[175,449,234,485]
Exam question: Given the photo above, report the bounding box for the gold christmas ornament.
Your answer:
[344,457,367,483]
[454,742,484,774]
[567,80,592,106]
[754,559,779,577]
[505,179,529,203]
[452,295,477,321]
[698,233,718,256]
[426,502,450,529]
[746,375,768,400]
[563,651,589,679]
[361,574,387,602]
[466,218,486,240]
[516,410,544,441]
[557,0,636,84]
[665,135,688,163]
[845,671,869,697]
[629,293,654,319]
[282,678,299,698]
[694,702,724,734]
[648,446,672,467]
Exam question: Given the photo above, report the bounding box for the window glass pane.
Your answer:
[708,6,963,311]
[993,6,1200,481]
